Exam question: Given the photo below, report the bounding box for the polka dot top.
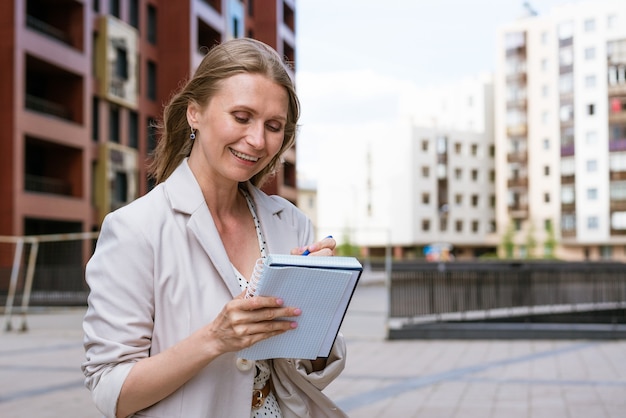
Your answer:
[234,187,283,418]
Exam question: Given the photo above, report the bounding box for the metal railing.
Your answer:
[389,261,626,322]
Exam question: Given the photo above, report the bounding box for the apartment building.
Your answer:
[495,0,626,260]
[406,75,497,259]
[0,0,297,239]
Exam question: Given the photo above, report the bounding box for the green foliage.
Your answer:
[336,232,360,257]
[501,222,515,258]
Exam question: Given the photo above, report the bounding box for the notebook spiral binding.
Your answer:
[245,257,266,299]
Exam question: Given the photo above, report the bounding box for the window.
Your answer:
[109,106,120,143]
[110,0,120,17]
[544,166,550,176]
[541,31,548,45]
[544,193,550,203]
[608,14,617,29]
[147,61,157,101]
[248,0,254,16]
[471,144,478,156]
[584,18,595,32]
[588,216,599,229]
[147,5,157,44]
[588,104,595,115]
[455,194,463,205]
[490,195,495,207]
[560,104,573,122]
[92,97,99,142]
[587,188,598,200]
[610,180,626,200]
[422,166,430,178]
[440,218,447,232]
[600,245,612,259]
[471,220,479,233]
[541,58,548,71]
[543,138,550,149]
[129,0,139,29]
[542,111,549,124]
[558,21,573,39]
[562,214,575,231]
[421,140,428,151]
[455,220,463,232]
[560,73,573,93]
[584,47,595,60]
[128,110,138,149]
[422,219,430,232]
[422,193,430,204]
[454,142,462,154]
[542,85,549,97]
[559,47,573,67]
[514,219,522,231]
[454,168,462,180]
[115,46,128,80]
[489,170,495,182]
[585,75,596,88]
[489,145,495,157]
[471,169,478,181]
[587,159,597,172]
[561,184,575,204]
[471,195,478,207]
[114,172,128,204]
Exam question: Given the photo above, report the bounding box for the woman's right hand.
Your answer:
[204,291,301,356]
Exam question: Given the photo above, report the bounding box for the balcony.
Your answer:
[609,139,626,152]
[507,151,527,164]
[610,201,626,211]
[561,144,575,157]
[24,136,83,198]
[507,124,527,137]
[507,177,528,188]
[561,174,575,184]
[26,0,84,51]
[25,54,83,124]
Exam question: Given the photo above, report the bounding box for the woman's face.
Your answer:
[187,73,288,187]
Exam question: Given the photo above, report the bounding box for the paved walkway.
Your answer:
[1,280,625,417]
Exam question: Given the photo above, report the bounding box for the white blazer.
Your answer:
[82,160,348,418]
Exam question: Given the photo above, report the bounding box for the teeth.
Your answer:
[230,149,259,162]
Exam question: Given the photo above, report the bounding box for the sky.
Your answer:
[294,0,579,179]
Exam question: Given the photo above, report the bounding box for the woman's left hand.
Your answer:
[291,236,336,256]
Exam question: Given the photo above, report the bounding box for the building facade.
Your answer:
[495,0,626,260]
[0,0,297,239]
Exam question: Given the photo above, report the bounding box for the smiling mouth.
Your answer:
[230,148,260,162]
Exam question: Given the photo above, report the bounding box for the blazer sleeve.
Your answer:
[81,209,156,418]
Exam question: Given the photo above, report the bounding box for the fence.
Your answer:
[388,261,626,339]
[0,232,99,331]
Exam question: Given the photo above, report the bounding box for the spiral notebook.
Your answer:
[238,254,363,360]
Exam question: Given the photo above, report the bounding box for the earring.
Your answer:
[190,127,196,141]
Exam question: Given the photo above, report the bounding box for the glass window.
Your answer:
[129,0,140,29]
[422,166,430,178]
[587,159,598,172]
[559,47,573,66]
[147,5,157,44]
[109,106,120,143]
[584,47,595,60]
[110,0,120,17]
[562,214,575,231]
[585,75,596,88]
[610,153,626,171]
[587,216,599,229]
[128,110,138,149]
[610,181,626,200]
[543,138,550,149]
[422,193,430,204]
[587,188,598,200]
[560,73,573,93]
[147,61,157,101]
[584,18,595,32]
[611,212,626,229]
[561,184,575,204]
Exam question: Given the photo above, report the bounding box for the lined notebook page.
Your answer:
[238,255,362,360]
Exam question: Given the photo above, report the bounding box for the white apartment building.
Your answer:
[495,0,626,260]
[314,75,496,260]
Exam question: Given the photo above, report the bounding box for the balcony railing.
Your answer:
[25,174,72,196]
[25,94,71,120]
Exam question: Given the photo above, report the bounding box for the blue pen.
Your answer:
[302,235,333,256]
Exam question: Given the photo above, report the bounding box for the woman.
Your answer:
[82,38,348,418]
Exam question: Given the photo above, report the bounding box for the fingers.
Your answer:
[292,236,336,256]
[209,296,301,354]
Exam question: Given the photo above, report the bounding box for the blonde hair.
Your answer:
[148,38,300,187]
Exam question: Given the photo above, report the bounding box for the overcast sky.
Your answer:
[294,0,578,178]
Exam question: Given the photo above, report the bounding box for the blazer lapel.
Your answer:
[164,160,241,297]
